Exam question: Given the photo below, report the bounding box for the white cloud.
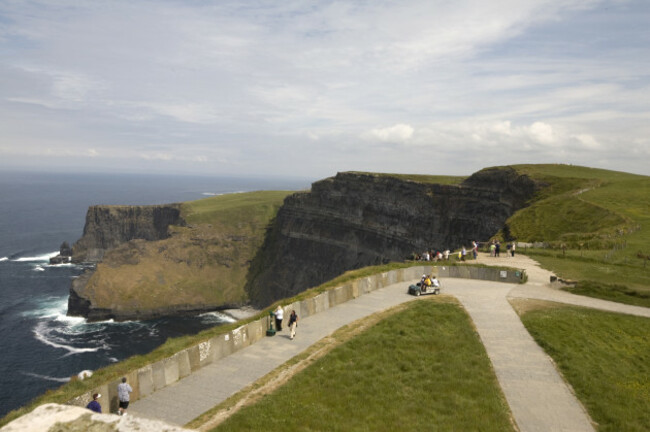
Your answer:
[365,124,414,143]
[0,0,648,177]
[528,122,556,145]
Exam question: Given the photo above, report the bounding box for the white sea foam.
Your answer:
[0,257,8,262]
[33,265,45,272]
[33,321,103,355]
[199,311,237,324]
[13,251,59,262]
[47,262,75,268]
[22,372,71,383]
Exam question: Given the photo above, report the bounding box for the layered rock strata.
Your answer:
[246,168,539,305]
[72,204,184,262]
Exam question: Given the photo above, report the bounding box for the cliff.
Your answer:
[72,204,184,262]
[66,168,540,320]
[246,167,539,305]
[67,192,290,321]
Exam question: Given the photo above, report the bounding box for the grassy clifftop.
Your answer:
[82,191,292,315]
[496,164,649,301]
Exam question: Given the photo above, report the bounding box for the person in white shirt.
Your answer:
[117,377,133,416]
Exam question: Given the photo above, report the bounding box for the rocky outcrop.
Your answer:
[72,204,184,262]
[49,241,73,264]
[0,403,194,432]
[246,168,540,305]
[67,204,185,319]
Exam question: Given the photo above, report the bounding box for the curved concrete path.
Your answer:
[129,254,648,431]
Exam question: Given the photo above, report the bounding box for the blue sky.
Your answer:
[0,0,648,179]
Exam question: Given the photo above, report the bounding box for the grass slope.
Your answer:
[519,303,650,432]
[212,298,515,432]
[495,164,649,302]
[84,191,292,312]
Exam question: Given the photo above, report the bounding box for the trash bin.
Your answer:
[266,310,276,336]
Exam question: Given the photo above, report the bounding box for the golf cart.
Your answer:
[407,277,441,296]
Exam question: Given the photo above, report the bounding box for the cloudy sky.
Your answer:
[0,0,648,179]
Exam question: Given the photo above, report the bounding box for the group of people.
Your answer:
[415,239,516,261]
[415,249,451,262]
[419,274,440,292]
[86,377,133,415]
[488,240,516,257]
[274,306,299,340]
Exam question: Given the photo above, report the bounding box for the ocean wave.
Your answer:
[33,321,107,355]
[47,262,76,268]
[33,265,46,272]
[0,257,8,262]
[13,251,59,262]
[22,372,71,383]
[199,311,237,324]
[21,296,71,320]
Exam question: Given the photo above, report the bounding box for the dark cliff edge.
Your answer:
[245,167,540,306]
[67,204,185,319]
[72,204,184,262]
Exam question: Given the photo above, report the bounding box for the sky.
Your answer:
[0,0,648,180]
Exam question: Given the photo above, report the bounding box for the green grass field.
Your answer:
[347,171,466,185]
[211,299,515,432]
[519,303,650,432]
[495,164,650,303]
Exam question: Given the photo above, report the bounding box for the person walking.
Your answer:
[117,377,133,416]
[86,393,102,413]
[511,242,516,257]
[472,241,478,260]
[288,310,299,340]
[274,305,284,331]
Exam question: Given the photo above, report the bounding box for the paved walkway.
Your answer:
[130,254,648,431]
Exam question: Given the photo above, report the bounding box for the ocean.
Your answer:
[0,170,311,418]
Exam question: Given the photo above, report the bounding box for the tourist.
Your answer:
[461,246,467,261]
[288,310,299,340]
[472,241,478,259]
[86,393,101,413]
[274,305,284,331]
[118,377,133,416]
[495,241,501,257]
[511,242,516,257]
[443,249,450,260]
[490,242,496,257]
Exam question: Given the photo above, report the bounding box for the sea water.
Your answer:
[0,170,311,418]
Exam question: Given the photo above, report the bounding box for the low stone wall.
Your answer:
[66,264,524,409]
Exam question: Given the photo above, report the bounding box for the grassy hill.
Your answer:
[499,164,649,304]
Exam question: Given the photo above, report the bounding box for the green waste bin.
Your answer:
[266,310,276,336]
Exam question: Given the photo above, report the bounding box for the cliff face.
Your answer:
[68,204,185,320]
[246,168,539,305]
[66,193,289,321]
[67,168,540,320]
[72,204,184,262]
